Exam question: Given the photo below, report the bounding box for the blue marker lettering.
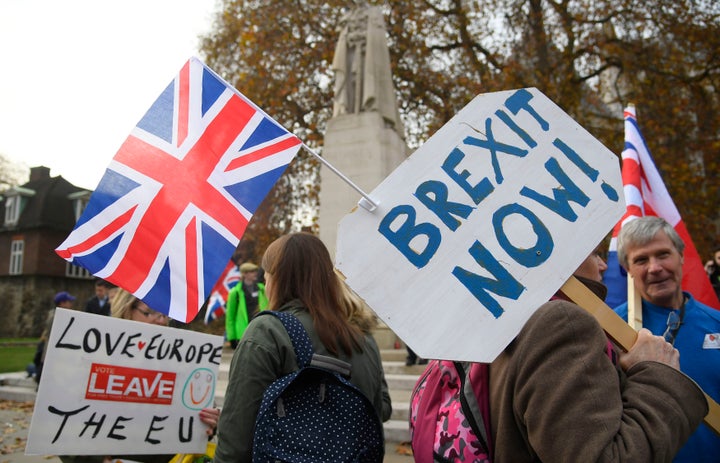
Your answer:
[441,147,494,205]
[414,180,474,231]
[495,109,537,149]
[520,157,590,222]
[504,88,550,131]
[452,240,525,318]
[378,205,441,268]
[493,204,553,268]
[464,120,528,185]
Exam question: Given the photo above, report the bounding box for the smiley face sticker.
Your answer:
[181,368,216,410]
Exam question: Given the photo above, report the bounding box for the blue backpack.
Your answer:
[252,311,385,463]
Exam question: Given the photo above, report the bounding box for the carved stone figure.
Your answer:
[331,3,402,131]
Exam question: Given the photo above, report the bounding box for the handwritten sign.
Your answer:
[26,309,223,456]
[336,88,624,362]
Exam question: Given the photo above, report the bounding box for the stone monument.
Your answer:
[319,3,408,256]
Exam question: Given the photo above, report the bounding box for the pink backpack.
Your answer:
[409,360,492,463]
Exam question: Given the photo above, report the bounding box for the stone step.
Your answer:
[383,360,427,375]
[380,348,407,362]
[391,401,410,421]
[390,387,412,405]
[0,372,37,402]
[1,374,36,388]
[0,385,36,402]
[384,419,411,443]
[373,324,401,351]
[385,373,420,391]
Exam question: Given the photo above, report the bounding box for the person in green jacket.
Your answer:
[225,261,268,349]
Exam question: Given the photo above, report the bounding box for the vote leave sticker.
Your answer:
[85,363,176,405]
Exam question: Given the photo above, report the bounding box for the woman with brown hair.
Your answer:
[214,232,391,462]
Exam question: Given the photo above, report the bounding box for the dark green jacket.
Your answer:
[214,301,391,463]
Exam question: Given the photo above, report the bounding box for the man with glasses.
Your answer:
[614,216,720,462]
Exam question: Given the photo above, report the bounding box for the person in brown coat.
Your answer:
[488,251,708,462]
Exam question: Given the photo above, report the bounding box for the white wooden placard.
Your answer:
[26,308,223,455]
[337,88,624,362]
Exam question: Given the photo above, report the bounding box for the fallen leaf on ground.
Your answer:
[396,441,413,456]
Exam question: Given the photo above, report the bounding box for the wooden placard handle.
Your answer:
[627,274,644,331]
[560,276,720,435]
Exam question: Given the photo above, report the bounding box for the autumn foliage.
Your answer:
[199,0,720,260]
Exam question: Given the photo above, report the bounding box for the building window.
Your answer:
[9,239,23,275]
[5,196,20,226]
[3,187,35,227]
[74,198,87,221]
[69,191,92,221]
[66,262,93,279]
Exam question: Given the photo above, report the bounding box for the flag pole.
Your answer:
[621,103,643,331]
[302,143,379,212]
[627,274,643,330]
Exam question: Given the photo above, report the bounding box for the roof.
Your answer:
[1,167,89,231]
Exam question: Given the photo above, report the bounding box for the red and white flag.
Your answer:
[603,105,720,309]
[204,260,241,324]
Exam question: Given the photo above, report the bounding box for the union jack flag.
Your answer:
[204,260,241,324]
[56,57,301,322]
[603,105,720,309]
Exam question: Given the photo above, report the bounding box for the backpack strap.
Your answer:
[256,311,314,367]
[461,362,492,459]
[310,354,352,377]
[256,311,352,377]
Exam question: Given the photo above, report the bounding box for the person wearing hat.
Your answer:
[54,291,76,307]
[34,291,77,383]
[226,262,268,349]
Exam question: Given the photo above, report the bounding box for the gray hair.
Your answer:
[617,216,685,267]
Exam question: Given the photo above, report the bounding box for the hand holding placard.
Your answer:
[561,276,720,436]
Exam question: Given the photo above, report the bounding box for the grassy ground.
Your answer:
[0,339,38,374]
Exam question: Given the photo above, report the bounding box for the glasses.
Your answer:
[133,307,169,321]
[663,310,682,345]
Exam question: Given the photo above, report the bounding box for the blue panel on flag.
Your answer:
[200,222,237,296]
[603,251,628,308]
[77,170,140,228]
[226,165,288,214]
[137,81,175,143]
[75,234,124,275]
[241,118,288,150]
[144,258,172,314]
[201,68,226,116]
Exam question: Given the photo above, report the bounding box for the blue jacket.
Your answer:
[615,293,720,462]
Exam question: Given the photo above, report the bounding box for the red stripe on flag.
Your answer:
[675,221,720,308]
[177,61,190,147]
[226,136,301,171]
[621,159,641,189]
[184,217,199,323]
[56,207,137,259]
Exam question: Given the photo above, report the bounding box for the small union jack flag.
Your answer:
[56,57,301,322]
[204,260,241,324]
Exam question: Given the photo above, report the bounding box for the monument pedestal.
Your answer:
[318,111,407,256]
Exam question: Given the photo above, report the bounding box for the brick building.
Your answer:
[0,166,95,337]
